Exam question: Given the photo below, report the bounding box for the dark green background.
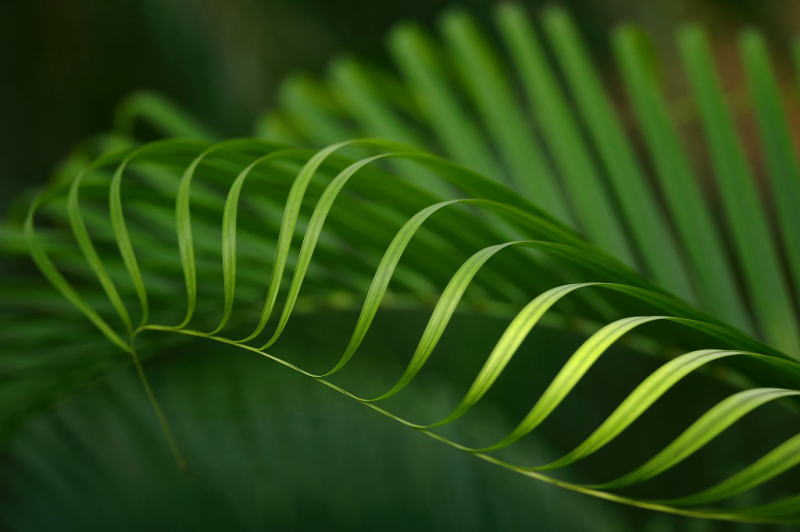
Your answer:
[2,0,798,212]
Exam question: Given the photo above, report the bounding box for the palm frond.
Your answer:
[18,134,800,523]
[262,5,800,355]
[6,3,800,526]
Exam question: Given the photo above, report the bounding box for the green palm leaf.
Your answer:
[5,3,800,527]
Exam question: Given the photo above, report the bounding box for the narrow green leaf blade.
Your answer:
[679,25,799,356]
